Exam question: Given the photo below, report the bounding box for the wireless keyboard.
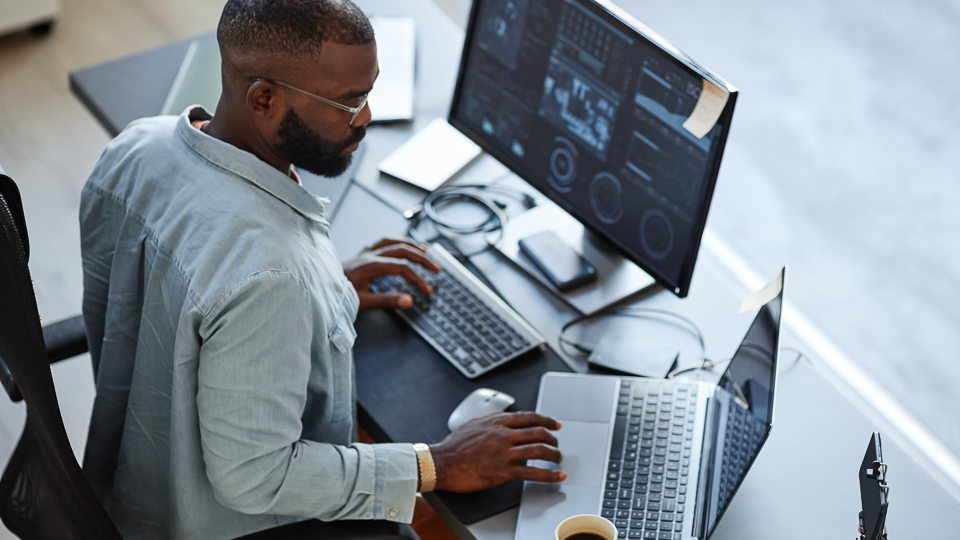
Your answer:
[369,243,545,378]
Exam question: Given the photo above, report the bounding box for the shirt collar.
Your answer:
[177,107,328,224]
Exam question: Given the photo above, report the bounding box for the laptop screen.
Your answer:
[699,269,784,538]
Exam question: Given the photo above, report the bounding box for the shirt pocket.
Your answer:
[328,284,358,353]
[328,312,357,354]
[326,286,359,430]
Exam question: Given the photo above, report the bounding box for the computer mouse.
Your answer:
[447,388,516,431]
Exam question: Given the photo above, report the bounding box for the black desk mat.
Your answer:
[352,245,572,525]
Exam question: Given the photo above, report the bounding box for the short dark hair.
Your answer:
[217,0,375,61]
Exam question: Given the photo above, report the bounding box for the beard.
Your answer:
[272,107,366,177]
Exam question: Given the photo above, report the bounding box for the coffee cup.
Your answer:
[554,514,617,540]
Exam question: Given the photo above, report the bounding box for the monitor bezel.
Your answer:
[448,0,739,297]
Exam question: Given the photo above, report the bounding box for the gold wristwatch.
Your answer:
[413,443,436,493]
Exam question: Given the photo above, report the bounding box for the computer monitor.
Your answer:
[448,0,738,297]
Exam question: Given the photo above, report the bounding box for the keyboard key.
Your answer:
[618,530,627,538]
[661,513,674,522]
[629,520,644,529]
[617,510,631,519]
[646,512,659,520]
[633,495,646,509]
[605,490,618,499]
[620,489,633,499]
[644,522,658,531]
[609,461,622,472]
[615,519,629,529]
[629,531,642,539]
[659,531,672,539]
[619,500,631,509]
[642,532,657,540]
[604,500,617,509]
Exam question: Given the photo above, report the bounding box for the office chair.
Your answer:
[0,166,416,540]
[0,166,121,539]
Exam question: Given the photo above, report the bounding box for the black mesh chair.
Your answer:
[0,167,121,539]
[0,166,417,540]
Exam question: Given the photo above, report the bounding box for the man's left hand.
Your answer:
[343,237,441,311]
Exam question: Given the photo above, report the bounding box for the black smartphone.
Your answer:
[518,230,597,292]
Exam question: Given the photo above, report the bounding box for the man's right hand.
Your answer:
[428,412,566,493]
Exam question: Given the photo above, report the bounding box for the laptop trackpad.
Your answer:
[516,483,600,540]
[538,374,618,423]
[528,420,608,487]
[520,420,608,539]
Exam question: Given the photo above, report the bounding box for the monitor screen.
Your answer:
[449,0,738,297]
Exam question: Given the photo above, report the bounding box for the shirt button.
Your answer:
[389,508,399,518]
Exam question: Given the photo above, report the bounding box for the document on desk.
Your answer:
[368,17,416,124]
[378,118,482,191]
[160,41,222,116]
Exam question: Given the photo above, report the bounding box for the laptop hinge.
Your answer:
[693,396,719,539]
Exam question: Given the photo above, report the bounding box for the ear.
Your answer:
[246,80,285,120]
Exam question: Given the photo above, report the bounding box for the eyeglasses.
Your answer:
[250,77,369,126]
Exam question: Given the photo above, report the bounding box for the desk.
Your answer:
[69,0,960,538]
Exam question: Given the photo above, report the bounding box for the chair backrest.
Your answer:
[0,169,122,539]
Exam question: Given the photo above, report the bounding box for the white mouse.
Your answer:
[447,388,516,431]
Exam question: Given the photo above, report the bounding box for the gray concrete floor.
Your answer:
[1,0,959,537]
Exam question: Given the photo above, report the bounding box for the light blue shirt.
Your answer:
[79,107,418,540]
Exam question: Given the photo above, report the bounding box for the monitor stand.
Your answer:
[495,200,658,315]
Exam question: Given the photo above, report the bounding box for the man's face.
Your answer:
[273,107,365,177]
[271,41,378,177]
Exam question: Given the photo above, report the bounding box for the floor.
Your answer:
[2,0,960,538]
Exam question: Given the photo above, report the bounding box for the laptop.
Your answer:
[517,268,786,540]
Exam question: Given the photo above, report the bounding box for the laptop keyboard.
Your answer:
[717,402,766,512]
[602,380,698,540]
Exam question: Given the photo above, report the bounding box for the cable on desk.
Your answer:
[558,307,708,377]
[780,346,811,374]
[404,179,536,257]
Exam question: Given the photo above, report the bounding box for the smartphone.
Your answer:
[518,230,597,292]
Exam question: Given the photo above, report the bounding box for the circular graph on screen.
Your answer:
[640,209,675,261]
[589,172,624,224]
[548,137,578,193]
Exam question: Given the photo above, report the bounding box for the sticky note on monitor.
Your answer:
[378,118,482,191]
[682,78,730,139]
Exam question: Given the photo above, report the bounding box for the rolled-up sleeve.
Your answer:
[196,270,418,522]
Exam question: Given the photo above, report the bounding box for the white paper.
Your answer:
[739,270,784,313]
[682,78,730,139]
[378,118,482,191]
[368,17,416,123]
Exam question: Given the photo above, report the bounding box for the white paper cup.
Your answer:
[554,514,618,540]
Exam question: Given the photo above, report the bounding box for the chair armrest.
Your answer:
[0,355,21,402]
[42,314,88,363]
[1,315,88,402]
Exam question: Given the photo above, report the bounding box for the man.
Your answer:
[79,1,565,539]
